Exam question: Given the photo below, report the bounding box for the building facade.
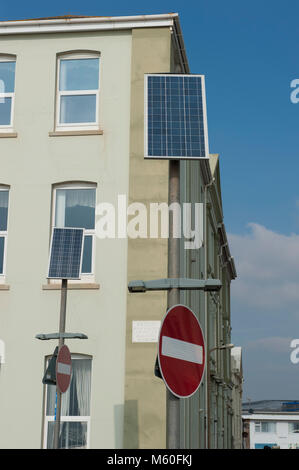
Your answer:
[243,412,299,449]
[0,13,237,449]
[243,400,299,449]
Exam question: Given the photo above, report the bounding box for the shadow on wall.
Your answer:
[122,400,139,449]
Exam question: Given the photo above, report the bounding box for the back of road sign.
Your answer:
[42,347,58,386]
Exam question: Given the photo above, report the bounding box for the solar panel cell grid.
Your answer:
[48,227,84,279]
[146,74,208,159]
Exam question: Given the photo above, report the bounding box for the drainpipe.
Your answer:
[204,177,214,448]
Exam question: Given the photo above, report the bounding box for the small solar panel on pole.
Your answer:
[47,227,84,449]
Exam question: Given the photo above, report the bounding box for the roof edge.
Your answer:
[0,13,178,34]
[172,15,189,74]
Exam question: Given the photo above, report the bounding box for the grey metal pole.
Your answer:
[207,349,211,448]
[53,278,68,449]
[166,160,181,449]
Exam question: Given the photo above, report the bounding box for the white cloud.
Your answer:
[228,223,299,310]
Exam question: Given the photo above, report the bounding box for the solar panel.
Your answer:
[145,74,209,160]
[47,227,84,279]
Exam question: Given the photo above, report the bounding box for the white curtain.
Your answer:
[55,190,66,227]
[60,358,91,448]
[47,357,91,417]
[61,384,71,416]
[73,358,91,416]
[0,191,8,210]
[55,188,95,227]
[46,357,91,448]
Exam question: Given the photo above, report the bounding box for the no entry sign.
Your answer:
[158,304,206,398]
[56,345,72,393]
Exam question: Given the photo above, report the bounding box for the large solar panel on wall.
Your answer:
[145,74,209,160]
[48,227,84,279]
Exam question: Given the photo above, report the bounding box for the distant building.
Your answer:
[242,400,299,449]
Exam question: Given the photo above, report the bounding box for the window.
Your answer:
[255,421,276,433]
[289,422,299,433]
[0,56,16,130]
[52,184,96,280]
[0,188,9,280]
[56,53,100,131]
[43,354,92,449]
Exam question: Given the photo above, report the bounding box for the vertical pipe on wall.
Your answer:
[204,177,214,448]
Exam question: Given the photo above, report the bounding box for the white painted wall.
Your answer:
[0,30,132,448]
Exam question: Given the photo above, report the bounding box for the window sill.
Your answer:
[0,284,10,290]
[0,132,17,138]
[49,130,103,137]
[42,283,100,290]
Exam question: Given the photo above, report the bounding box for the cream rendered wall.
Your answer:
[124,27,171,449]
[0,30,131,448]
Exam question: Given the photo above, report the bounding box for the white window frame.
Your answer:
[255,421,276,433]
[0,55,16,132]
[55,52,100,132]
[43,354,92,449]
[255,421,261,432]
[51,183,96,284]
[43,415,91,449]
[0,186,9,283]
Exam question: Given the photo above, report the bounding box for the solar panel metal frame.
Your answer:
[144,73,210,160]
[47,227,85,280]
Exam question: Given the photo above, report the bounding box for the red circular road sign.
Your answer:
[158,304,206,398]
[56,345,72,393]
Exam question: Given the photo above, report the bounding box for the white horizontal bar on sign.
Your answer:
[57,362,71,376]
[162,336,203,364]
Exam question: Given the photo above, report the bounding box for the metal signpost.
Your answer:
[36,227,87,449]
[53,283,68,450]
[166,159,181,448]
[128,73,219,448]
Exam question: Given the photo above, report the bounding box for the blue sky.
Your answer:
[2,0,299,400]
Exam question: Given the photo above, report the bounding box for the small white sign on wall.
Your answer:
[132,321,161,343]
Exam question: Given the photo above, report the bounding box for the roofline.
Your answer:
[201,155,237,280]
[172,16,189,74]
[0,13,190,73]
[243,412,299,418]
[0,13,178,35]
[243,400,299,405]
[218,221,237,279]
